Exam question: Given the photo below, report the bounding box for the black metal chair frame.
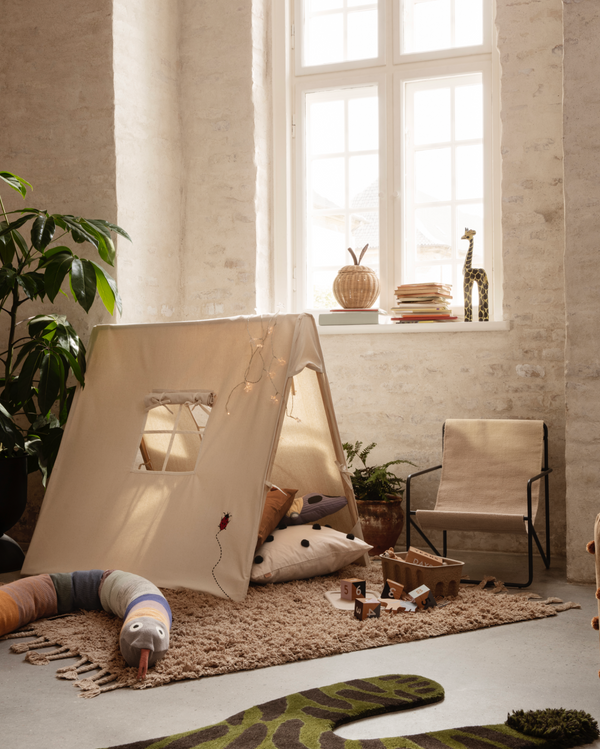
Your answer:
[405,422,551,588]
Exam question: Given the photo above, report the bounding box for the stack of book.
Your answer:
[391,283,457,324]
[318,308,390,326]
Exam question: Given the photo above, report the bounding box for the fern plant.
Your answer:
[343,441,416,502]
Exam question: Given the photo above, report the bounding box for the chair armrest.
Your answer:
[527,468,552,487]
[407,465,443,482]
[406,465,442,515]
[526,468,552,520]
[405,465,442,552]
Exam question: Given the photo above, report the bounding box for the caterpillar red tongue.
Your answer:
[138,648,150,680]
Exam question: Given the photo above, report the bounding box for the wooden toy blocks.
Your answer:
[340,578,366,601]
[380,578,405,600]
[405,546,444,567]
[354,598,381,620]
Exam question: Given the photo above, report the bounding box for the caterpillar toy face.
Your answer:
[120,615,170,678]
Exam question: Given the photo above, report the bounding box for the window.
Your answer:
[135,391,215,473]
[274,0,498,317]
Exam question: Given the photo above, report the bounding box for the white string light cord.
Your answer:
[225,312,287,416]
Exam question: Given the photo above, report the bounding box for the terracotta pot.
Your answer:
[356,496,404,556]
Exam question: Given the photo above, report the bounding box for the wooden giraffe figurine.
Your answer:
[462,228,489,322]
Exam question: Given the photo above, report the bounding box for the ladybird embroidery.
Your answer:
[219,512,232,531]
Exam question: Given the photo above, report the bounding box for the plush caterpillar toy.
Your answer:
[0,570,171,680]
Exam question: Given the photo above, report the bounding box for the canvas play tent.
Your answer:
[23,313,365,601]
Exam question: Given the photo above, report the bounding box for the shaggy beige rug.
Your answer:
[2,564,577,698]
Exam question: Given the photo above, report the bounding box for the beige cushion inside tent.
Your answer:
[23,314,364,601]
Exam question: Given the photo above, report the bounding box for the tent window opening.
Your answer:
[134,391,215,474]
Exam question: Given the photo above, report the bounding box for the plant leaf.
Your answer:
[12,337,43,371]
[88,218,132,243]
[31,214,56,251]
[0,171,32,198]
[43,245,73,261]
[27,314,67,338]
[0,230,16,266]
[90,260,121,315]
[0,214,35,239]
[11,229,28,256]
[16,273,40,300]
[70,257,97,312]
[54,346,84,385]
[0,402,25,452]
[37,351,62,416]
[44,252,74,302]
[80,219,115,266]
[17,349,43,402]
[55,215,98,247]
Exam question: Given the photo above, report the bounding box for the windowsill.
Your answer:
[317,320,511,335]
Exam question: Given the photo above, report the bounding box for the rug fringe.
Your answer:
[75,669,124,699]
[1,627,36,641]
[553,601,581,612]
[78,681,126,699]
[56,655,88,675]
[26,646,71,665]
[26,646,81,665]
[10,637,55,654]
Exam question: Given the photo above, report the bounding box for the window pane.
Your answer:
[311,157,346,209]
[347,10,378,61]
[307,14,344,66]
[415,148,451,202]
[349,154,379,207]
[310,269,338,309]
[415,206,452,261]
[305,85,379,308]
[404,73,486,303]
[303,0,379,67]
[165,432,201,473]
[309,214,347,266]
[455,0,483,47]
[348,96,378,151]
[456,145,483,199]
[414,88,451,145]
[415,264,453,284]
[310,100,345,154]
[401,0,484,55]
[455,84,483,141]
[350,212,379,268]
[308,0,343,10]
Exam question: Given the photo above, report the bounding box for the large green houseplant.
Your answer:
[0,169,129,482]
[343,440,415,556]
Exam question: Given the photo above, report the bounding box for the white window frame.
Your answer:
[273,0,501,321]
[295,0,386,76]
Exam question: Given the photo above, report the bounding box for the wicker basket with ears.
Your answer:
[333,244,380,309]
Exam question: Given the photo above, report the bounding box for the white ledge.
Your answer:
[317,320,511,335]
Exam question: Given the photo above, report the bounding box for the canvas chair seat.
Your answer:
[415,510,526,534]
[406,418,551,588]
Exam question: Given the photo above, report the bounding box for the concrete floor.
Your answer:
[1,550,599,749]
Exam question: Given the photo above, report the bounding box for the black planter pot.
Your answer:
[0,455,28,572]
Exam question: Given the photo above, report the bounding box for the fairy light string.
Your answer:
[225,312,288,416]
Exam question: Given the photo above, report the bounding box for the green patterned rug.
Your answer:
[104,674,599,749]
